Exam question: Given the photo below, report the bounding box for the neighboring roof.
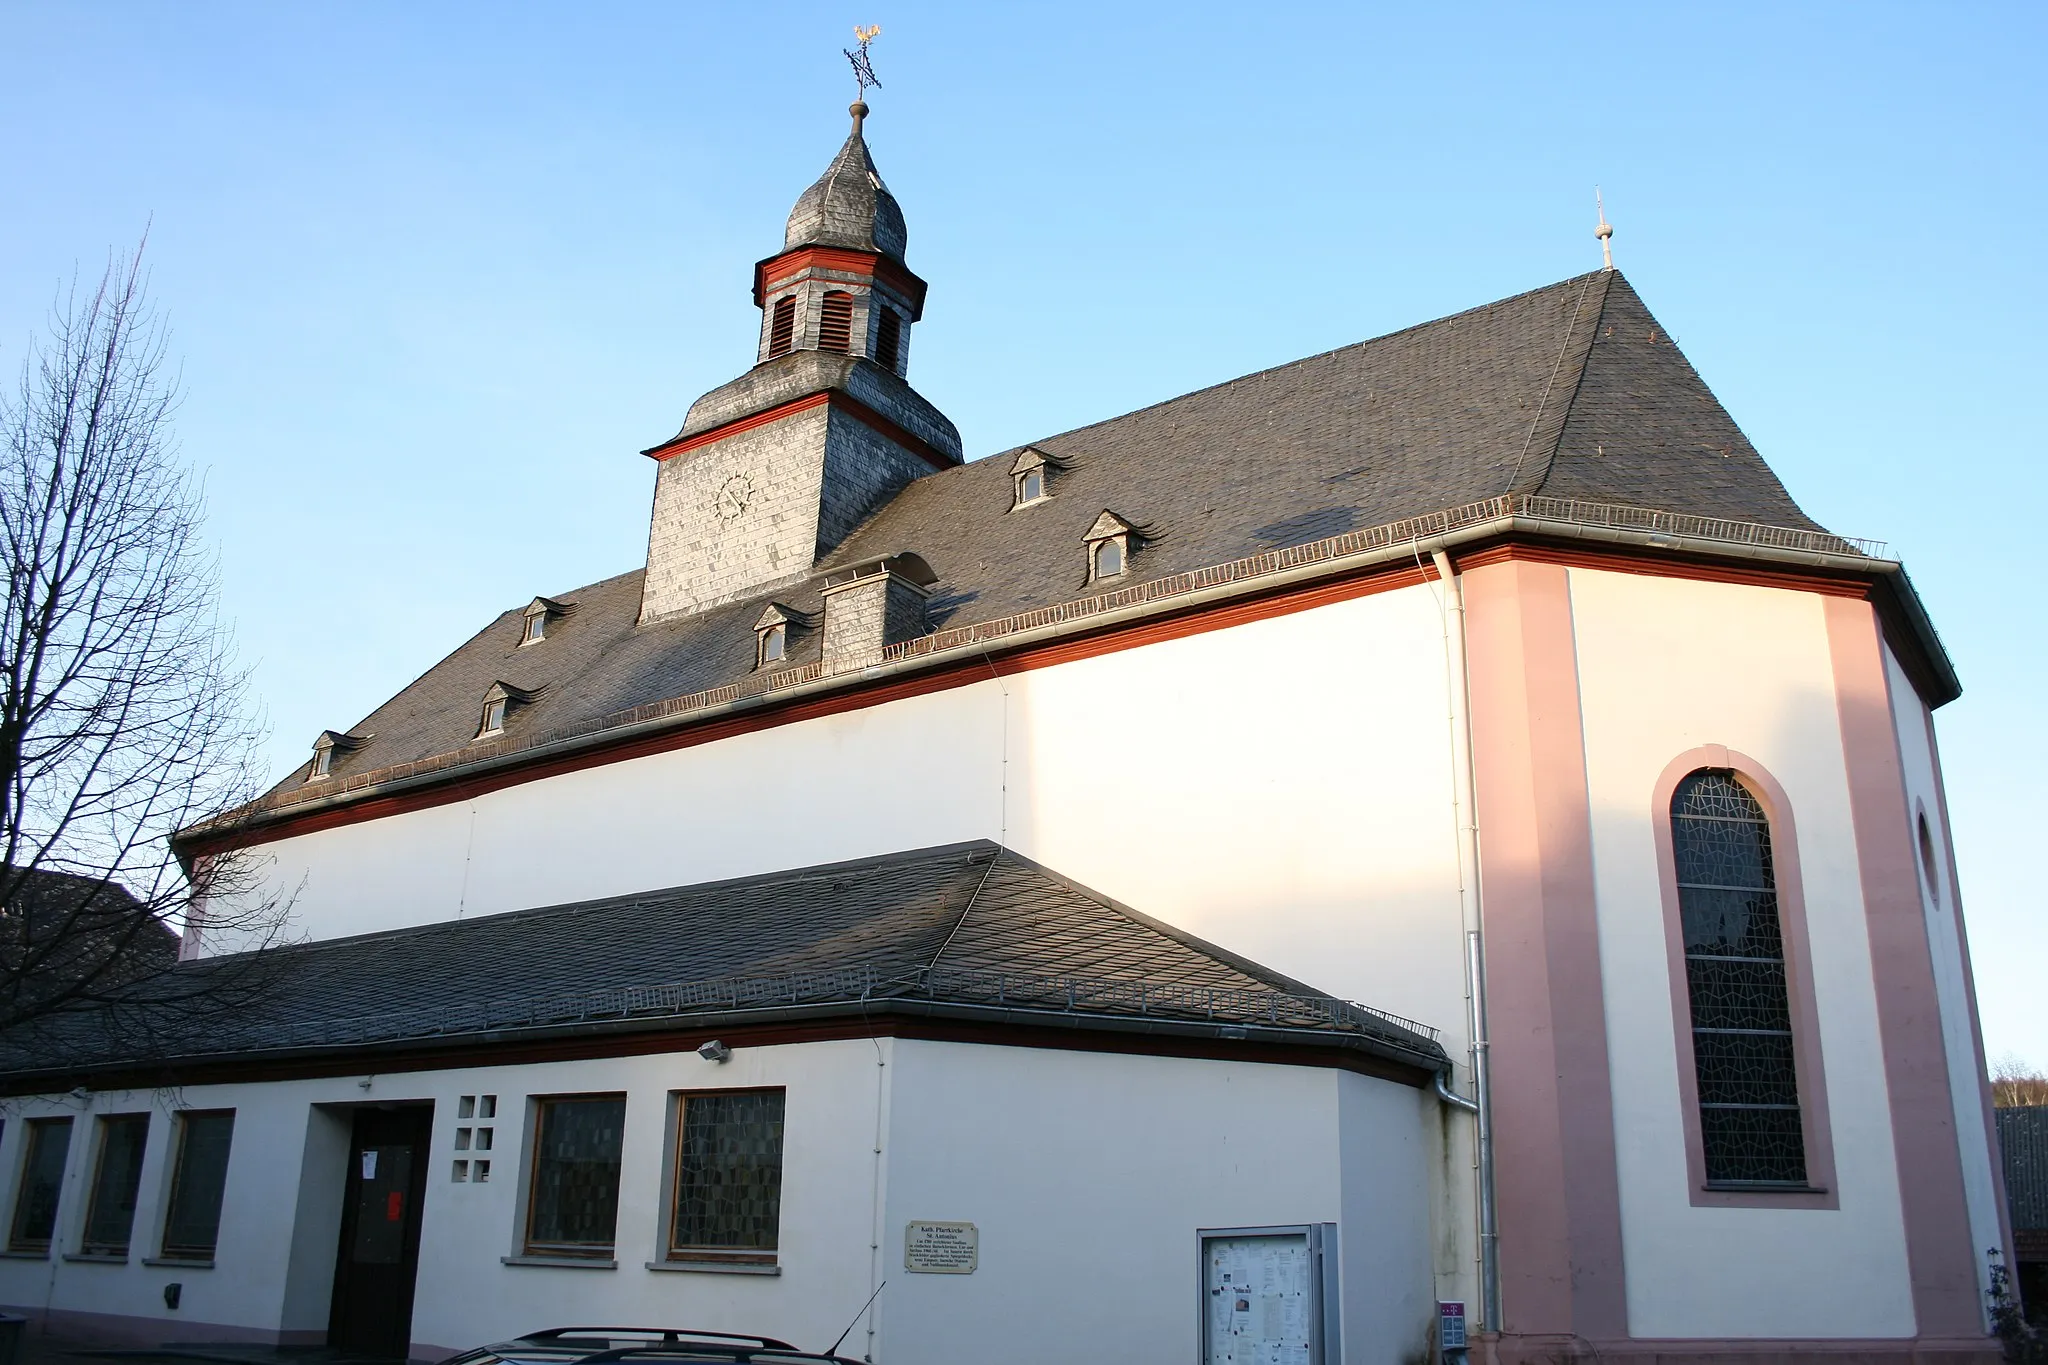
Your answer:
[3,843,1445,1083]
[1999,1106,2048,1234]
[235,269,1874,806]
[783,113,907,261]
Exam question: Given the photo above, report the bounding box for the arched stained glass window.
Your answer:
[1671,770,1806,1185]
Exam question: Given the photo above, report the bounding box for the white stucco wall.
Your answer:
[209,583,1483,1315]
[1568,567,1917,1338]
[0,1039,1433,1365]
[1885,642,2003,1313]
[221,586,1467,1044]
[877,1040,1435,1365]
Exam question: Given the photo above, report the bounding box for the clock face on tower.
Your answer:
[714,473,753,522]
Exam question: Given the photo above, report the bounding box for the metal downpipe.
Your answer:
[1431,548,1501,1334]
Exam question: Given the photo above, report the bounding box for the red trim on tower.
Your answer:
[752,246,928,317]
[641,391,955,471]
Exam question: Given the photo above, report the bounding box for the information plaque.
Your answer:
[904,1220,978,1273]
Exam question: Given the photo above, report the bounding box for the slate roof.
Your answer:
[783,112,907,261]
[2,843,1445,1081]
[247,269,1839,801]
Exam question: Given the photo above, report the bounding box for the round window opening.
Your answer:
[1917,810,1941,903]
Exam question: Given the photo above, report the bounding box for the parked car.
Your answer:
[440,1327,865,1365]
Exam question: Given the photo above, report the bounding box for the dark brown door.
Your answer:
[329,1105,433,1358]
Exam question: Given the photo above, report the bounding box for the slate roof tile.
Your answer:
[6,843,1444,1075]
[262,271,1821,798]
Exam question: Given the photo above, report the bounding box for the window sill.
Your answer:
[502,1254,617,1270]
[0,1250,49,1261]
[1702,1182,1830,1195]
[143,1256,215,1269]
[644,1259,780,1276]
[63,1252,129,1264]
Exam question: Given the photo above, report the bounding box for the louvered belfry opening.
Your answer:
[766,296,797,359]
[818,292,854,354]
[873,305,902,373]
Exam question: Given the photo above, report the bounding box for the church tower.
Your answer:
[639,101,962,624]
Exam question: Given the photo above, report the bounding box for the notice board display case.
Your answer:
[1199,1223,1339,1365]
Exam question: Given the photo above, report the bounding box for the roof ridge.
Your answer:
[981,270,1615,466]
[1503,269,1612,496]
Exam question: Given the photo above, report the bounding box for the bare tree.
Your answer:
[1994,1054,2048,1109]
[0,243,285,1055]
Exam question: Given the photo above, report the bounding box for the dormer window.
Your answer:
[752,603,811,671]
[476,681,543,740]
[1010,449,1052,510]
[518,596,572,647]
[307,730,365,782]
[1084,510,1138,583]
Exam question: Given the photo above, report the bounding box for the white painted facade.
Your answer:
[0,1038,1435,1365]
[87,556,2001,1356]
[1570,568,1917,1338]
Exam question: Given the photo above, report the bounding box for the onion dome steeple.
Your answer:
[637,93,961,627]
[784,102,908,262]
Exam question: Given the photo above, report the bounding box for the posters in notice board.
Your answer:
[1202,1231,1314,1365]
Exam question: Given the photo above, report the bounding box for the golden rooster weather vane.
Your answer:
[846,24,883,99]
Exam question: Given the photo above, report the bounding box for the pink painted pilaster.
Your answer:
[1463,557,1629,1341]
[1825,595,1985,1337]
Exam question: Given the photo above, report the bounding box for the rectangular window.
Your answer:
[666,1089,785,1264]
[524,1095,625,1258]
[82,1114,150,1256]
[8,1118,73,1253]
[160,1111,235,1259]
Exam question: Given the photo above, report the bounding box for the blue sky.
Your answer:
[3,3,2043,1060]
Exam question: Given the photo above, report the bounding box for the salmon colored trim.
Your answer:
[180,559,1439,857]
[750,246,927,316]
[1649,747,1839,1210]
[1919,704,2018,1274]
[1464,542,1952,708]
[1825,595,1985,1337]
[644,392,829,460]
[1462,557,1629,1339]
[643,391,954,470]
[184,542,1934,859]
[822,391,957,469]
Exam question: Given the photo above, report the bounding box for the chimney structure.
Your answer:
[819,555,935,671]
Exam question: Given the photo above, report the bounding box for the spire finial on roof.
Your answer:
[1595,187,1615,271]
[845,24,882,101]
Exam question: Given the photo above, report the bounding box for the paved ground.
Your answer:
[8,1326,386,1365]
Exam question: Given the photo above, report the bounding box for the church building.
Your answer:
[0,97,2008,1365]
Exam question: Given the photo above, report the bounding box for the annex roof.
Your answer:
[2,843,1445,1084]
[212,269,1927,822]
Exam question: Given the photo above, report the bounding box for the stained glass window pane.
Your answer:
[9,1118,73,1251]
[83,1115,149,1254]
[1672,771,1806,1185]
[162,1111,234,1257]
[668,1090,785,1258]
[526,1096,624,1254]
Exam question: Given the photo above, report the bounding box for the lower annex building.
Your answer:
[0,98,2008,1365]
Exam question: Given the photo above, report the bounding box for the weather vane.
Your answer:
[1595,187,1615,271]
[846,24,882,100]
